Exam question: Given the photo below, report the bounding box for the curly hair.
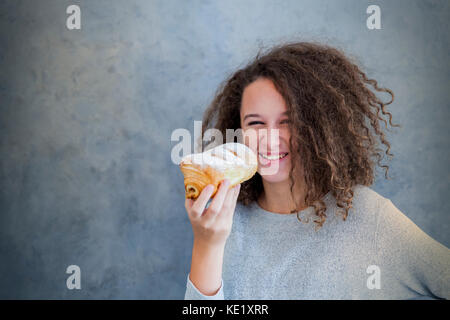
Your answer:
[199,41,401,230]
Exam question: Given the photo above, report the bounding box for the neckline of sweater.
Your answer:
[252,190,333,219]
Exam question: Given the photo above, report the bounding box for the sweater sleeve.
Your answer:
[375,199,450,299]
[184,273,224,300]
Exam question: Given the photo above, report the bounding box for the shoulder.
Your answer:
[372,190,450,298]
[344,184,390,223]
[325,184,389,226]
[350,184,389,210]
[368,187,450,270]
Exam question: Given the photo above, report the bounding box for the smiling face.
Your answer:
[240,78,293,183]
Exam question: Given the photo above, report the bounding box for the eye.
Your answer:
[280,119,290,124]
[248,121,264,126]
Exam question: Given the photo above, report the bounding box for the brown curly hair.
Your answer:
[199,41,401,230]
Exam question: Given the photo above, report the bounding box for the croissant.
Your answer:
[179,142,258,199]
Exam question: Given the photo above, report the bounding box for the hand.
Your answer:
[185,179,241,248]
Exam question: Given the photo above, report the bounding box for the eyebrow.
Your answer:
[243,111,289,121]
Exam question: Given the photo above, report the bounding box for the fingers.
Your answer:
[188,184,215,219]
[186,180,241,221]
[223,183,237,203]
[210,184,240,224]
[212,183,241,222]
[204,179,231,219]
[225,184,241,219]
[221,183,239,213]
[185,198,194,210]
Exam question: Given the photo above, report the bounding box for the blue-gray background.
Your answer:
[0,0,448,299]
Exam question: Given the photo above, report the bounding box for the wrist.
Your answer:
[193,238,226,252]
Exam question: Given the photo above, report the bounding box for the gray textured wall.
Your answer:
[0,0,448,299]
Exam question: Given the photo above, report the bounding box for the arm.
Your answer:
[375,199,450,299]
[186,241,225,299]
[184,180,240,300]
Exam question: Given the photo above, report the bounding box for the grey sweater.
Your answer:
[184,185,450,299]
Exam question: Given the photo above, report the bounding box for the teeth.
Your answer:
[260,153,288,160]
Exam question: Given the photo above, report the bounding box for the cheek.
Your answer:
[242,129,259,153]
[281,129,291,149]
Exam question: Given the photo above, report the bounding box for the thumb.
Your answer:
[185,198,194,210]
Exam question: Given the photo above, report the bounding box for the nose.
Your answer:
[259,127,281,153]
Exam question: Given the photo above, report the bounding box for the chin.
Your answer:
[258,169,291,184]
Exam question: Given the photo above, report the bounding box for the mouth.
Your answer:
[258,152,289,168]
[259,152,288,160]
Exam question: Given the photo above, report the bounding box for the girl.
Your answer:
[184,42,450,299]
